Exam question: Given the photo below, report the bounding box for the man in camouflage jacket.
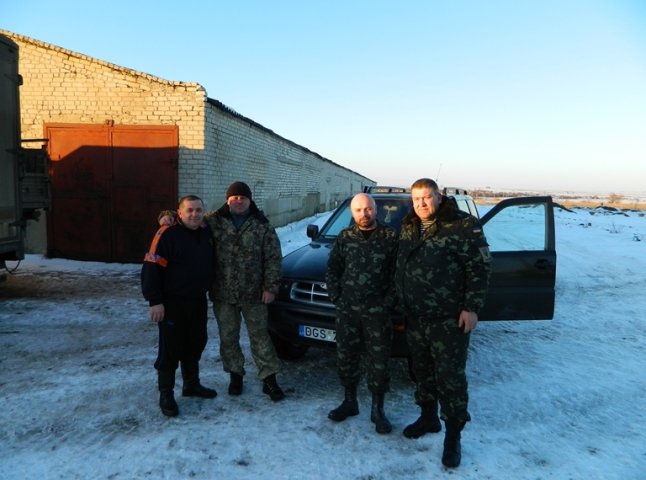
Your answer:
[325,193,398,434]
[395,178,491,468]
[206,181,285,401]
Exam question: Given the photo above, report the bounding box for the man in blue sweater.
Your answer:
[141,195,217,417]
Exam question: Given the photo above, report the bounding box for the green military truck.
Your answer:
[1,33,50,281]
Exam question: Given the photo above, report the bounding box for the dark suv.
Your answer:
[267,186,556,359]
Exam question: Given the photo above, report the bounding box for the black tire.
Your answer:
[270,332,309,360]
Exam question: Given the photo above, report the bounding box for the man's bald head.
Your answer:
[350,193,378,231]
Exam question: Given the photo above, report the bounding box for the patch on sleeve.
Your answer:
[479,246,492,262]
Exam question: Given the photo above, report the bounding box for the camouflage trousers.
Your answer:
[406,315,471,423]
[213,302,280,380]
[335,306,392,394]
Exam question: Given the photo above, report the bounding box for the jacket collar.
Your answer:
[215,200,269,224]
[401,194,459,226]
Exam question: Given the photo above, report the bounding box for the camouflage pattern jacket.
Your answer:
[205,202,282,304]
[395,197,491,318]
[326,221,398,312]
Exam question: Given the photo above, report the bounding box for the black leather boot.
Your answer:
[328,384,359,421]
[262,373,286,401]
[228,372,243,396]
[158,370,179,417]
[403,399,442,438]
[370,393,392,434]
[442,420,466,468]
[181,361,217,398]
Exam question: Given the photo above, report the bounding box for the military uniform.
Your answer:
[205,201,282,381]
[395,197,491,423]
[326,221,398,393]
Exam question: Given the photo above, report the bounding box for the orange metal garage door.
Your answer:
[46,124,178,263]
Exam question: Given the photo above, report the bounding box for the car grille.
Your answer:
[289,281,333,307]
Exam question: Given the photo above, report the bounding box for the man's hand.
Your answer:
[150,304,165,323]
[458,310,478,333]
[159,215,174,226]
[261,291,275,304]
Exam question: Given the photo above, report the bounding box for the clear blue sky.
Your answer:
[3,0,645,195]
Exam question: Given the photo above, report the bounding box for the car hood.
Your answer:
[281,241,331,281]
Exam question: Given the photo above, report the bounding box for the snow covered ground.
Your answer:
[0,206,644,480]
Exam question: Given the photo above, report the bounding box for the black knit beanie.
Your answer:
[226,181,252,200]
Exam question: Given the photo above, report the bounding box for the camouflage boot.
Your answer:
[262,373,286,402]
[370,393,392,434]
[442,419,466,468]
[403,399,441,438]
[328,384,359,421]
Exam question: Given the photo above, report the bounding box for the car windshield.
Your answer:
[318,197,413,237]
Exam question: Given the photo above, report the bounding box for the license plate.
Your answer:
[299,325,336,342]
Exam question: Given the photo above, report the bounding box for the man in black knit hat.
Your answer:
[209,181,285,401]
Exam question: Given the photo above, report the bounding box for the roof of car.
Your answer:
[364,185,470,196]
[363,186,410,194]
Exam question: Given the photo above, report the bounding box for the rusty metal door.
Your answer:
[46,124,178,262]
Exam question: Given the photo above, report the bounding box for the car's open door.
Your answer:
[479,196,556,320]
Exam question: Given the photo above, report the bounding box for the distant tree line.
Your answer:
[470,189,626,204]
[469,189,535,199]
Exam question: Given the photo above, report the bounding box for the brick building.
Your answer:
[1,29,373,262]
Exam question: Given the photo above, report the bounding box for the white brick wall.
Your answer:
[203,101,373,224]
[2,29,374,247]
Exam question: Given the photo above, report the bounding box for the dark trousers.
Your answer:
[154,297,208,372]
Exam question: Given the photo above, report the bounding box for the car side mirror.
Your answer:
[306,224,319,239]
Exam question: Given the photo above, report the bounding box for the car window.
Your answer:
[483,203,548,251]
[318,204,353,237]
[466,199,479,217]
[455,198,471,216]
[376,199,412,232]
[453,196,480,218]
[318,194,484,238]
[318,197,412,237]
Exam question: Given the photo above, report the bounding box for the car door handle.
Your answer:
[534,259,550,270]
